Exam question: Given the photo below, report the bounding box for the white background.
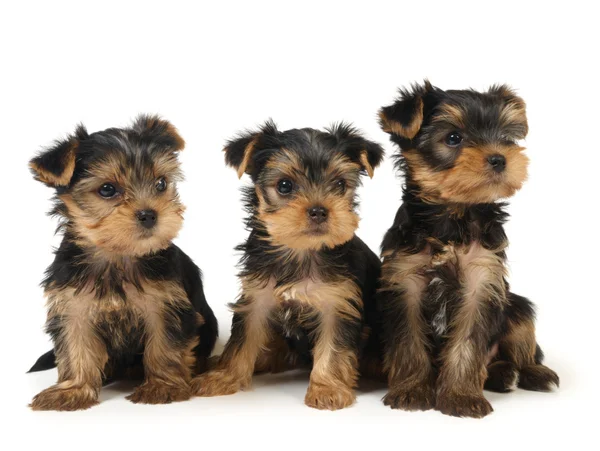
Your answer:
[1,1,598,449]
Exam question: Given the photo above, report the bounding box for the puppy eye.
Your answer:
[156,177,167,192]
[277,179,293,195]
[98,183,117,198]
[335,179,346,193]
[445,132,463,147]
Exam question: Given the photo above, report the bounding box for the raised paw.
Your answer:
[518,364,559,392]
[304,382,355,411]
[383,382,435,411]
[126,379,191,404]
[436,392,493,418]
[191,370,247,397]
[485,360,519,393]
[30,384,98,411]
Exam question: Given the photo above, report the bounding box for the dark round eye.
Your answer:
[335,179,346,193]
[98,183,117,198]
[445,132,463,147]
[156,177,167,192]
[277,179,293,195]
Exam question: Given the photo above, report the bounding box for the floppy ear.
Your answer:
[379,80,434,140]
[488,83,523,102]
[223,120,279,179]
[328,123,384,178]
[29,125,88,188]
[488,84,529,139]
[358,139,385,178]
[132,114,185,151]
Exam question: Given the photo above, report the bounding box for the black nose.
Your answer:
[487,154,506,173]
[136,209,157,229]
[307,206,328,224]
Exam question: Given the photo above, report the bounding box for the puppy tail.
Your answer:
[27,349,56,373]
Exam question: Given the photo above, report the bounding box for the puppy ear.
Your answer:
[379,80,434,140]
[358,144,383,178]
[488,84,529,139]
[224,120,279,179]
[328,123,384,178]
[29,125,88,187]
[488,84,520,99]
[132,114,185,151]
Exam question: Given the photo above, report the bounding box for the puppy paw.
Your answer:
[191,370,247,397]
[485,360,519,393]
[518,364,559,392]
[383,382,435,411]
[304,383,355,410]
[30,384,98,411]
[436,392,493,418]
[126,380,191,404]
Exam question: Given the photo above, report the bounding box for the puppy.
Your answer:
[191,121,384,410]
[28,115,217,410]
[377,81,559,418]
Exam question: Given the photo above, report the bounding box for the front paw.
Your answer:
[518,364,559,392]
[383,382,435,411]
[485,360,519,393]
[30,384,98,411]
[436,392,493,418]
[191,369,248,397]
[126,380,191,404]
[304,382,356,410]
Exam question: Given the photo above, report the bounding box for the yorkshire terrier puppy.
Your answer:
[28,115,217,410]
[191,121,384,410]
[377,82,559,418]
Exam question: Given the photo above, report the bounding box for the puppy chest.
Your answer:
[270,280,348,345]
[93,298,145,352]
[272,299,319,341]
[245,279,326,335]
[270,277,361,312]
[423,242,505,287]
[277,279,331,306]
[46,280,191,352]
[245,277,362,340]
[425,242,507,334]
[455,243,505,290]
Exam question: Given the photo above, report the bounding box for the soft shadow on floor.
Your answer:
[357,377,387,394]
[99,380,140,402]
[253,369,311,388]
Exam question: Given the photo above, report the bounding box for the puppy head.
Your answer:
[379,81,529,204]
[224,120,384,251]
[30,115,186,257]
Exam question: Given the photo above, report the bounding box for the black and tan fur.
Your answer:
[191,121,384,410]
[28,115,217,410]
[378,81,558,418]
